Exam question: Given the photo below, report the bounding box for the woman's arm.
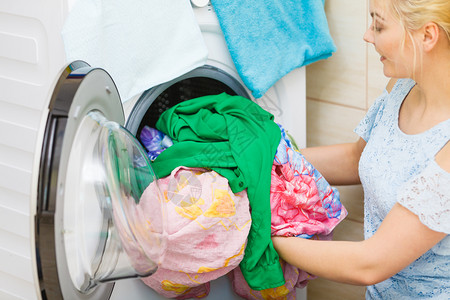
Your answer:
[300,137,366,186]
[272,203,446,286]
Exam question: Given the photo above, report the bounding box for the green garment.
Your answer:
[152,93,284,290]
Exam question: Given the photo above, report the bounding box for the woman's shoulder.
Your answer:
[398,146,450,234]
[436,141,450,174]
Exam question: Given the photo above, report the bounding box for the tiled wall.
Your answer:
[305,1,388,299]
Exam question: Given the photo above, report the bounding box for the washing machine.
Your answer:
[0,0,306,299]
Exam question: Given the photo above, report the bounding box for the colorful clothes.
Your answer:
[229,234,333,300]
[228,259,311,300]
[151,93,284,290]
[228,125,347,299]
[272,124,346,238]
[138,167,251,298]
[355,78,450,299]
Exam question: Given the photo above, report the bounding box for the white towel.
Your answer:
[62,0,208,101]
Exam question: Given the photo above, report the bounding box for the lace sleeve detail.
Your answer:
[398,161,450,234]
[354,89,388,142]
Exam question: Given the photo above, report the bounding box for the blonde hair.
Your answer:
[374,0,450,77]
[388,0,450,42]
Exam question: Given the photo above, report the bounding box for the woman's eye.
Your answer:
[374,23,383,32]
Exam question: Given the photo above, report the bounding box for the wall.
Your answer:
[305,1,388,299]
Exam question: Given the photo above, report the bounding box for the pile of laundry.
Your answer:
[129,93,347,299]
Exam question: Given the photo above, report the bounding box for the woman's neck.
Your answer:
[399,53,450,134]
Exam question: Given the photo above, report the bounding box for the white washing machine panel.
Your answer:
[0,1,307,299]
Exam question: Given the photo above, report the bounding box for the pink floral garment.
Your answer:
[270,162,343,237]
[270,125,347,238]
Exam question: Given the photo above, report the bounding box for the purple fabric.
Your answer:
[140,126,173,161]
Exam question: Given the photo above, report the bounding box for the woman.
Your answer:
[272,0,450,298]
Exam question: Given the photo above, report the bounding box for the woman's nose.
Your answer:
[363,27,374,44]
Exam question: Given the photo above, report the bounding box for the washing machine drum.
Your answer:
[36,61,249,300]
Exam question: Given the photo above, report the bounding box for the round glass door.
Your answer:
[63,110,167,293]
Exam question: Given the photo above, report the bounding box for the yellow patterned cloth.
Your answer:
[139,166,251,299]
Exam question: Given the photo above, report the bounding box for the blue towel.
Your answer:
[210,0,336,98]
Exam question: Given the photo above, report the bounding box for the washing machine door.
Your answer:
[36,61,166,300]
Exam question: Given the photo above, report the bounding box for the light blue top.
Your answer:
[354,78,450,299]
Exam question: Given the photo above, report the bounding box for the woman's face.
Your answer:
[363,0,416,78]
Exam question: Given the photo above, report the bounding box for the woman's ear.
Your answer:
[421,22,440,52]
